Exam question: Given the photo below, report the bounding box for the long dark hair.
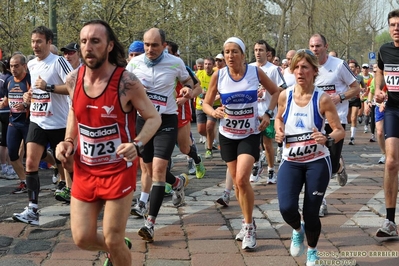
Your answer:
[83,20,126,67]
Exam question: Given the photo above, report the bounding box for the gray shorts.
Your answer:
[196,108,218,124]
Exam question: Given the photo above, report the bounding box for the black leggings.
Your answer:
[277,157,331,248]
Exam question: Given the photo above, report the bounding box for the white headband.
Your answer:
[224,37,245,54]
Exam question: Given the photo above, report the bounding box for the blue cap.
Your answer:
[128,41,144,54]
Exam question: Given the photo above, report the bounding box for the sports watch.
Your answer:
[339,93,345,103]
[324,135,335,148]
[265,109,274,118]
[133,140,144,156]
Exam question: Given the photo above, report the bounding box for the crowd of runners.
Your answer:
[0,8,398,266]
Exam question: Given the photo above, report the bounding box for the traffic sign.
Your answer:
[368,52,376,60]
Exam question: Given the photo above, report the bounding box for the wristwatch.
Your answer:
[133,140,144,156]
[339,93,345,103]
[265,109,274,118]
[46,84,55,92]
[324,134,335,148]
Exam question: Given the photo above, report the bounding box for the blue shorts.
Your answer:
[7,124,29,161]
[375,106,384,123]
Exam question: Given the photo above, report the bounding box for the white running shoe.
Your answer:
[376,219,398,237]
[187,158,196,175]
[319,198,328,217]
[249,161,263,183]
[12,206,39,226]
[242,225,257,250]
[267,170,277,184]
[172,174,189,207]
[290,222,305,257]
[378,155,386,164]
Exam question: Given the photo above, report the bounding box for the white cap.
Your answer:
[215,54,224,60]
[362,63,369,68]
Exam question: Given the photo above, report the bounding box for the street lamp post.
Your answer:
[283,34,290,55]
[49,0,57,47]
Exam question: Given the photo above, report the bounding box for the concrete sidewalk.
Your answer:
[0,124,398,266]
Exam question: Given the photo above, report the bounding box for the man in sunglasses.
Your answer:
[61,43,81,70]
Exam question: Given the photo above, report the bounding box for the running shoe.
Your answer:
[12,181,27,194]
[336,156,348,186]
[249,161,263,183]
[212,140,219,150]
[319,199,328,217]
[187,158,196,175]
[348,137,355,145]
[130,199,149,217]
[267,170,277,184]
[104,237,132,266]
[12,206,39,226]
[364,125,368,133]
[172,174,189,207]
[376,219,398,237]
[54,181,66,194]
[306,249,320,266]
[242,225,257,250]
[138,219,154,243]
[195,155,206,179]
[236,219,256,241]
[199,136,206,144]
[204,149,213,159]
[290,222,305,257]
[216,191,230,207]
[276,146,283,163]
[55,187,71,203]
[378,155,386,164]
[369,134,376,142]
[1,165,7,177]
[357,115,363,124]
[164,183,174,197]
[5,168,18,180]
[260,152,266,163]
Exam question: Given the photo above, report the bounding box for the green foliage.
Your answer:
[0,0,393,65]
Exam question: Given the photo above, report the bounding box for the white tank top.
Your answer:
[281,86,330,162]
[218,64,260,139]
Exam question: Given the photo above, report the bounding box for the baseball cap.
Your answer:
[128,41,144,54]
[61,42,80,52]
[215,54,224,60]
[362,63,369,68]
[282,59,288,64]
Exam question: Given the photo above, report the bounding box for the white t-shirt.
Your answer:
[126,53,189,115]
[28,53,72,129]
[250,61,286,119]
[315,56,356,124]
[283,68,296,87]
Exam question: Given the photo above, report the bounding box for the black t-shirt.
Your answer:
[377,42,399,107]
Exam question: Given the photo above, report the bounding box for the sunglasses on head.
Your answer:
[63,50,77,56]
[296,49,315,57]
